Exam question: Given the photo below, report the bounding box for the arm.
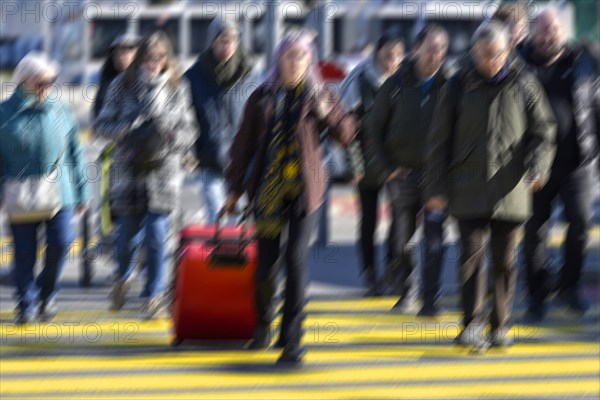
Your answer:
[362,77,394,184]
[339,72,366,180]
[423,78,460,202]
[169,80,200,153]
[523,75,557,186]
[65,105,91,206]
[93,80,107,120]
[346,139,365,180]
[316,91,357,148]
[338,71,361,113]
[225,89,261,198]
[92,77,136,142]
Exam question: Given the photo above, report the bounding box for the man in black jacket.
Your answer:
[364,24,449,315]
[520,8,599,322]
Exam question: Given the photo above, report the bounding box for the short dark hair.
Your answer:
[375,31,404,53]
[413,23,449,50]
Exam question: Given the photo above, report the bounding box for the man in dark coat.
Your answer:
[363,24,450,315]
[425,21,556,352]
[519,8,599,322]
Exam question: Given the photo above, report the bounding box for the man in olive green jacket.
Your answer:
[424,21,556,352]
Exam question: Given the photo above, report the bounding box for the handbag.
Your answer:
[122,116,167,174]
[122,78,175,174]
[3,146,67,223]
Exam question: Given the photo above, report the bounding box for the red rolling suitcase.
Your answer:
[171,217,258,344]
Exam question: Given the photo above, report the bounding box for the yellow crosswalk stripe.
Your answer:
[40,380,597,400]
[2,342,598,373]
[1,294,598,399]
[2,359,598,394]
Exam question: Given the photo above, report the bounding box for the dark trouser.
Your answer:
[11,208,75,315]
[386,170,446,303]
[422,208,447,308]
[458,219,521,331]
[357,185,389,280]
[80,209,93,287]
[524,164,593,306]
[255,198,317,350]
[386,171,421,298]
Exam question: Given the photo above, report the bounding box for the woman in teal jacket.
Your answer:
[0,52,91,324]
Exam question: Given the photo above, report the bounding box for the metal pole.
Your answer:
[318,0,333,60]
[265,0,282,66]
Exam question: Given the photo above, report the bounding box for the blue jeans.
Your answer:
[197,169,227,225]
[11,208,75,316]
[117,212,168,298]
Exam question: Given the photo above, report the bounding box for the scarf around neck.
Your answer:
[254,82,307,238]
[202,48,252,89]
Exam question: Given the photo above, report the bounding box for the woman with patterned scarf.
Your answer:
[223,31,357,366]
[94,31,198,319]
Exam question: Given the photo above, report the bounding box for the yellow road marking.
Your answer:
[1,342,598,371]
[1,359,598,395]
[34,380,598,400]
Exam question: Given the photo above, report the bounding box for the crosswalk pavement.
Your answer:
[1,297,599,399]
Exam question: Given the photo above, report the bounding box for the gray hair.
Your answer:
[13,52,59,86]
[471,20,511,49]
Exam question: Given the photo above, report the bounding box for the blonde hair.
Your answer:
[123,31,181,89]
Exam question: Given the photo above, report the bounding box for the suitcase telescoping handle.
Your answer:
[213,206,252,246]
[210,206,254,266]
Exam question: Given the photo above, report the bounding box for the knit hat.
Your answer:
[207,17,240,47]
[13,52,59,86]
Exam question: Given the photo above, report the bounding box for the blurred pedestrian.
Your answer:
[94,31,198,319]
[491,2,529,51]
[223,30,356,365]
[94,34,140,119]
[425,21,556,352]
[0,52,91,324]
[91,33,140,283]
[339,32,404,297]
[520,8,599,322]
[364,24,450,315]
[185,18,255,224]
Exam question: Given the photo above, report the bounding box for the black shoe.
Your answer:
[363,271,382,297]
[245,325,271,350]
[38,299,58,322]
[276,346,305,367]
[390,296,416,314]
[557,290,589,314]
[488,329,514,348]
[273,337,287,349]
[417,304,442,318]
[364,284,383,298]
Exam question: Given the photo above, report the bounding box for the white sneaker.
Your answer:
[141,296,164,320]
